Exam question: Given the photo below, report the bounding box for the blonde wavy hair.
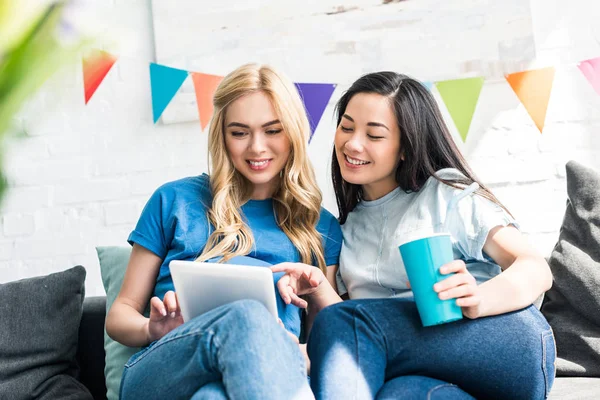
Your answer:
[196,63,327,271]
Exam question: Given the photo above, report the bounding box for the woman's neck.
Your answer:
[250,178,279,200]
[362,181,399,201]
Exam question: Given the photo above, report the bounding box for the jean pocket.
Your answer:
[541,329,556,398]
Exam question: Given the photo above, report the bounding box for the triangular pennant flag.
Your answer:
[294,83,336,142]
[149,63,189,123]
[435,77,484,142]
[190,72,224,130]
[578,57,600,96]
[505,67,555,133]
[82,49,117,104]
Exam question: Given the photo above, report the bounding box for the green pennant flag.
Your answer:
[435,77,484,142]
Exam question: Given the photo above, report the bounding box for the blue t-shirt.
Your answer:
[128,174,342,337]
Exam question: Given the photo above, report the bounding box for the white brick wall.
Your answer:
[1,0,599,296]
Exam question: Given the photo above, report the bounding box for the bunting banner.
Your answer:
[435,77,484,142]
[149,63,189,123]
[190,72,224,131]
[294,83,337,142]
[578,57,600,96]
[505,67,555,134]
[82,49,117,104]
[82,50,599,143]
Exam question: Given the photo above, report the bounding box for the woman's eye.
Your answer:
[340,126,353,132]
[367,134,384,140]
[231,131,247,137]
[266,129,282,135]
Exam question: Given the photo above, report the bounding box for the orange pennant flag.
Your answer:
[83,49,117,104]
[505,67,555,133]
[190,72,224,130]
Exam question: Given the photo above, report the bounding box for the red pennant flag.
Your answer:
[190,72,224,130]
[83,49,117,104]
[505,67,555,133]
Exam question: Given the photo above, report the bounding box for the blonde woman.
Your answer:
[106,63,342,400]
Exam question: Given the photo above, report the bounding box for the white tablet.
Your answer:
[169,260,279,322]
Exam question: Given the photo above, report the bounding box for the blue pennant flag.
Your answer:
[150,63,189,123]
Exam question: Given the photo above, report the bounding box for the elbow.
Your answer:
[539,258,553,293]
[105,305,118,342]
[543,269,553,293]
[535,257,553,295]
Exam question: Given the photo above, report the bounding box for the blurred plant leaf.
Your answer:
[0,1,88,202]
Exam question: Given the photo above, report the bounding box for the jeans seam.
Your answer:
[541,330,554,398]
[427,384,459,400]
[352,305,360,399]
[355,303,389,355]
[126,329,215,368]
[212,329,222,373]
[354,303,387,399]
[298,344,307,378]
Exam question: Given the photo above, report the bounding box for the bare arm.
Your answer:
[105,244,162,347]
[436,225,553,319]
[476,225,552,317]
[304,264,343,336]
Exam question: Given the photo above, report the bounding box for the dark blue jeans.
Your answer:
[308,299,556,400]
[120,299,311,400]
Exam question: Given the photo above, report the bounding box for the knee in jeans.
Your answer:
[225,299,272,330]
[311,302,353,340]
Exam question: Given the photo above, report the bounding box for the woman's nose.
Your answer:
[248,132,267,153]
[344,134,364,153]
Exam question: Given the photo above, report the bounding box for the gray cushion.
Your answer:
[0,266,92,400]
[541,161,600,377]
[549,377,600,399]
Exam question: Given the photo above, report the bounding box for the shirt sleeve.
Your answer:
[336,267,348,296]
[127,185,174,259]
[449,189,518,262]
[323,213,343,266]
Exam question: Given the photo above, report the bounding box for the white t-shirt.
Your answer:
[337,168,517,299]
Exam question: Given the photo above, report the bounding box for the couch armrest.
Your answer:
[77,296,107,400]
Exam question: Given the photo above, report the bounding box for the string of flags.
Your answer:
[82,49,600,143]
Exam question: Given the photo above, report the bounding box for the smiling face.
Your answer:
[224,90,291,199]
[334,92,403,200]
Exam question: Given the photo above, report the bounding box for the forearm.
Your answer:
[307,279,343,312]
[106,301,150,347]
[477,255,552,317]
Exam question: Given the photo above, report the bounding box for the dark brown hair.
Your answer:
[332,71,510,224]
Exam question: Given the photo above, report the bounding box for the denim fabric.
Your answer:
[308,298,555,400]
[377,376,475,400]
[190,381,227,400]
[120,299,312,400]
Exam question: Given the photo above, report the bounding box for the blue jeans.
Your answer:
[120,299,312,400]
[308,299,556,400]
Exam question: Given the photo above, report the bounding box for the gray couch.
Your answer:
[76,296,599,400]
[77,297,108,400]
